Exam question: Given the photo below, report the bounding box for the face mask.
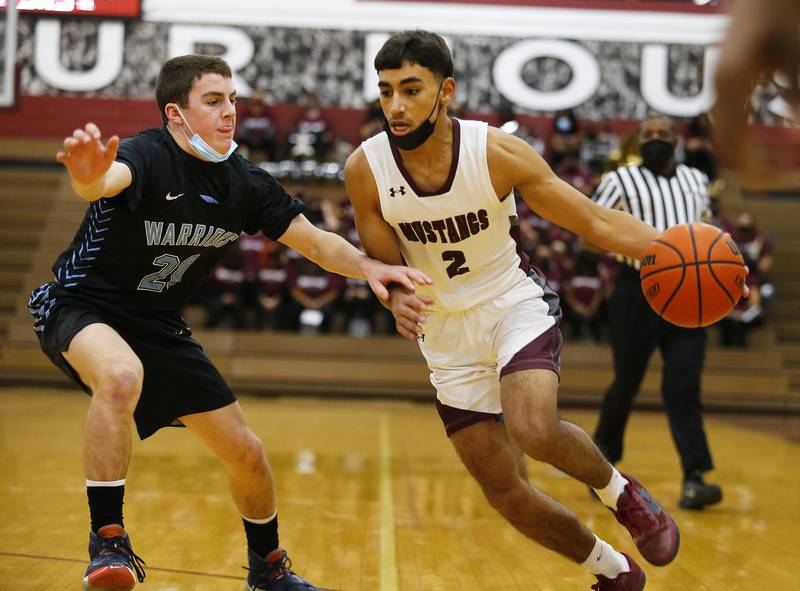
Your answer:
[384,81,443,151]
[639,139,674,170]
[174,106,237,163]
[555,116,573,133]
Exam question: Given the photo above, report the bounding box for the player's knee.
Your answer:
[94,361,143,411]
[232,431,268,476]
[506,416,559,463]
[482,479,527,516]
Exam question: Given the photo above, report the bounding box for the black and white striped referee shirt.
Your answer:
[591,163,711,268]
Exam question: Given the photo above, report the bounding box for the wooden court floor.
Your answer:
[0,387,797,591]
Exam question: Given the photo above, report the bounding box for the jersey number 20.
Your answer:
[138,253,201,292]
[442,250,470,278]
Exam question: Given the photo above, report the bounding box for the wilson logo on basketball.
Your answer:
[641,254,657,267]
[725,239,741,256]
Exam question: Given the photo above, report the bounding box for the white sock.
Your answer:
[86,479,126,487]
[242,510,277,525]
[594,467,628,509]
[581,535,630,579]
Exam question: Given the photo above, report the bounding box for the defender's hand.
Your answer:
[361,260,432,303]
[56,123,120,187]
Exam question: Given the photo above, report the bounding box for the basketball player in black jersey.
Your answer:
[28,54,430,591]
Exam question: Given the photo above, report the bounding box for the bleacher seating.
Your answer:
[1,140,798,413]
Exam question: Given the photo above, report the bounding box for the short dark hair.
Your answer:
[155,55,232,125]
[374,30,454,79]
[638,114,676,135]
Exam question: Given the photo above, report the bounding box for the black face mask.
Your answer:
[384,82,443,151]
[639,139,674,171]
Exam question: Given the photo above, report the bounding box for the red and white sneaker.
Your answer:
[592,553,646,590]
[611,474,680,566]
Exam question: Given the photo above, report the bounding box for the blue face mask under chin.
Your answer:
[174,106,238,163]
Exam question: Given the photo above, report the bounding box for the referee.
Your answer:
[590,114,722,510]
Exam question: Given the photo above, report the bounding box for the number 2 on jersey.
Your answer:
[442,250,470,278]
[138,253,201,292]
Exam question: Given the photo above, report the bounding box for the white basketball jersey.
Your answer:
[362,118,539,313]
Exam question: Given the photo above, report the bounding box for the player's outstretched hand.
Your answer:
[56,123,120,187]
[361,260,432,303]
[389,289,435,341]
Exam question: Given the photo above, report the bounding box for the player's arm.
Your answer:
[56,123,132,201]
[487,128,658,261]
[344,147,434,339]
[277,192,431,304]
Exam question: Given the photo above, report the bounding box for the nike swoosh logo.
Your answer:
[165,192,184,201]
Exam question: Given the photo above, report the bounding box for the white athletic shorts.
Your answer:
[417,278,561,415]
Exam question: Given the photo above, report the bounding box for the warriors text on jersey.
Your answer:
[32,127,304,321]
[362,118,538,313]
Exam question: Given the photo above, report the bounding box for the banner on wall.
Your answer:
[10,4,785,122]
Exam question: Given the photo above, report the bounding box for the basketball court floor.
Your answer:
[0,387,797,590]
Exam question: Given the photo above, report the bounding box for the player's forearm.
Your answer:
[589,207,658,261]
[305,230,373,280]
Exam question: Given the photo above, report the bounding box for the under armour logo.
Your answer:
[417,333,425,342]
[389,186,406,198]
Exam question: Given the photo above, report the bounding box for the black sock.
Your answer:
[87,483,125,533]
[243,514,279,558]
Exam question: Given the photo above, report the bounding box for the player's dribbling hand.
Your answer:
[389,288,435,341]
[361,260,432,303]
[56,123,120,187]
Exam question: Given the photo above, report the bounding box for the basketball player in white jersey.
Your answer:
[345,31,678,590]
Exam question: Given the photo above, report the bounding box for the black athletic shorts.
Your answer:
[28,282,236,439]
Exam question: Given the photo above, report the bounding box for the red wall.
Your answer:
[0,95,371,146]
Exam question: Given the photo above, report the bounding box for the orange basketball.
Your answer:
[640,222,746,328]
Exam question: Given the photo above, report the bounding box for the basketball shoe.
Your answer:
[245,548,320,590]
[611,473,680,566]
[83,524,146,591]
[679,471,722,510]
[591,554,646,590]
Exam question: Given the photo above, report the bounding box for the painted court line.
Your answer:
[379,413,398,591]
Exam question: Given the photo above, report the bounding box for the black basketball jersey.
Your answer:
[49,127,305,311]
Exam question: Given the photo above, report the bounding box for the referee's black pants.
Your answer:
[593,266,714,478]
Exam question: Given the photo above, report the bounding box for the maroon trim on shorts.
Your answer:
[435,399,500,438]
[499,324,563,380]
[389,118,460,197]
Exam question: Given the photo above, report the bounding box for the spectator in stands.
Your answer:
[287,91,332,161]
[239,231,272,328]
[338,276,378,337]
[733,211,776,308]
[563,250,606,343]
[684,113,718,180]
[580,119,620,176]
[204,246,247,329]
[235,90,277,162]
[718,272,764,348]
[360,99,386,141]
[549,108,581,169]
[254,245,291,331]
[498,102,546,156]
[286,257,344,333]
[709,195,735,236]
